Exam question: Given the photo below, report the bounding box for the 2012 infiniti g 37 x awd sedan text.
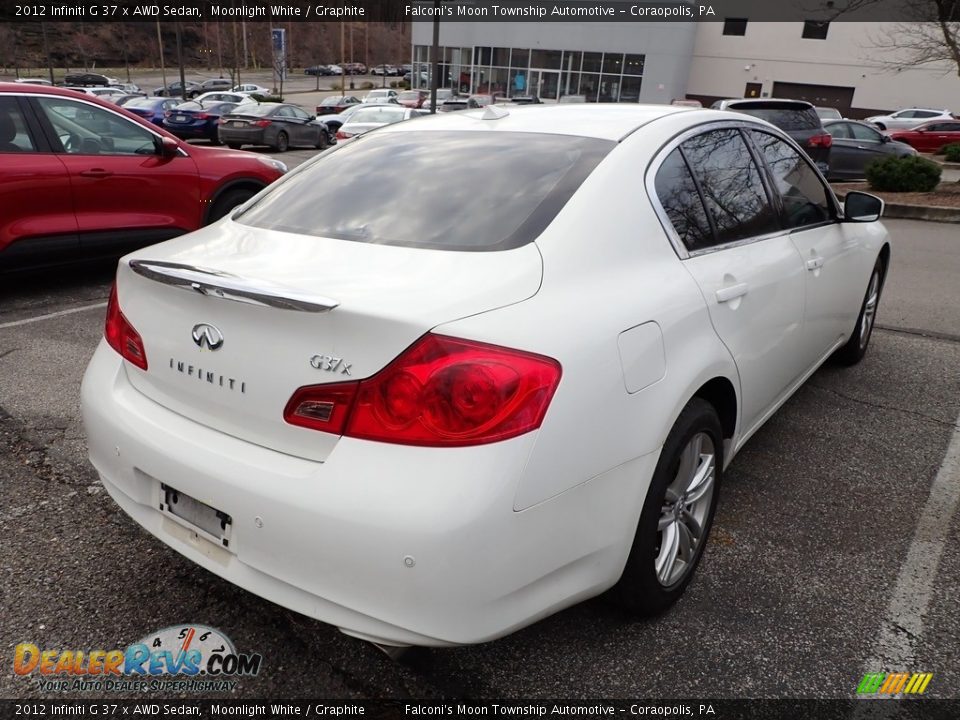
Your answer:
[81,105,890,648]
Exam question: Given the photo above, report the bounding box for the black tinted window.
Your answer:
[236,131,614,251]
[0,97,37,152]
[749,130,831,229]
[681,129,778,245]
[729,103,821,131]
[654,149,713,252]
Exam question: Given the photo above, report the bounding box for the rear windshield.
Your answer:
[235,131,614,251]
[230,104,278,117]
[348,107,406,124]
[398,91,422,101]
[124,98,160,109]
[729,104,821,131]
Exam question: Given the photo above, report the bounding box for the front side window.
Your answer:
[826,123,852,139]
[0,97,38,152]
[680,128,779,245]
[748,130,831,229]
[849,123,883,142]
[35,97,156,155]
[235,131,613,251]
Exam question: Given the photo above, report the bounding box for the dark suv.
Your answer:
[712,98,832,175]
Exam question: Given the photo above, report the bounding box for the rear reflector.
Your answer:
[104,283,148,370]
[284,334,561,447]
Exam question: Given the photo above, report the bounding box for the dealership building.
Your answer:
[410,20,960,116]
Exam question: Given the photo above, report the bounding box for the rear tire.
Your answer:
[874,122,886,131]
[226,143,242,150]
[274,131,289,152]
[315,130,329,149]
[206,187,258,224]
[608,398,723,616]
[834,257,884,366]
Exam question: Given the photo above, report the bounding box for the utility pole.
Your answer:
[175,25,187,101]
[430,1,440,113]
[157,22,167,94]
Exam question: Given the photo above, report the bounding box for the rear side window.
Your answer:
[0,97,37,152]
[236,131,614,251]
[679,128,779,245]
[653,149,713,252]
[748,130,831,229]
[729,104,821,131]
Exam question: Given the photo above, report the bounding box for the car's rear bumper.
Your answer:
[81,342,654,646]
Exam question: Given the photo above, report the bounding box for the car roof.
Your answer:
[377,104,701,142]
[721,98,814,109]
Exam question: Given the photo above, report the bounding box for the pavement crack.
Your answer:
[0,348,17,360]
[876,324,960,345]
[807,383,960,430]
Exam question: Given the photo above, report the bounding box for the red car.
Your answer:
[315,95,361,115]
[397,90,428,109]
[887,120,960,153]
[0,83,286,268]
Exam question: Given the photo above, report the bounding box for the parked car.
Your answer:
[815,106,843,121]
[468,94,497,108]
[218,102,333,151]
[713,98,833,174]
[64,87,128,103]
[0,82,285,268]
[121,97,183,126]
[670,98,702,108]
[14,78,52,86]
[305,65,334,76]
[193,91,249,106]
[315,95,361,115]
[371,64,398,76]
[190,79,233,97]
[232,84,272,97]
[397,89,428,109]
[318,102,397,133]
[114,94,148,107]
[64,72,113,87]
[822,119,916,180]
[363,89,399,103]
[154,81,202,98]
[438,97,470,113]
[326,65,344,76]
[886,120,960,153]
[336,105,428,139]
[341,62,367,75]
[80,105,889,649]
[863,108,954,131]
[163,100,238,144]
[508,96,542,105]
[109,82,144,96]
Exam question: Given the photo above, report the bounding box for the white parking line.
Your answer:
[860,410,960,682]
[0,302,107,330]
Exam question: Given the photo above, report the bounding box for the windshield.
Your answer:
[235,131,614,251]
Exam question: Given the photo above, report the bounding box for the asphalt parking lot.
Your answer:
[1,218,958,700]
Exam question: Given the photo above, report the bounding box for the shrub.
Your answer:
[361,81,375,90]
[944,143,960,163]
[865,155,941,192]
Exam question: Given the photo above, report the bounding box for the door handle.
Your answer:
[806,256,825,271]
[79,169,113,178]
[715,283,749,303]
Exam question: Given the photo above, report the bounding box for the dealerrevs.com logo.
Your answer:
[14,625,262,693]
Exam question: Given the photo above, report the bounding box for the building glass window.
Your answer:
[582,52,603,73]
[530,49,563,70]
[578,73,600,102]
[510,48,530,68]
[474,47,492,65]
[623,54,645,76]
[620,76,642,103]
[602,53,624,74]
[723,18,748,36]
[802,21,830,39]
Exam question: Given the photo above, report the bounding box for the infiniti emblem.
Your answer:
[192,323,224,351]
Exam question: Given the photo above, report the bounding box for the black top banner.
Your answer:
[3,699,960,719]
[0,0,950,23]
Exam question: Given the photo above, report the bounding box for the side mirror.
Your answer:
[880,134,891,143]
[843,191,884,222]
[157,136,180,157]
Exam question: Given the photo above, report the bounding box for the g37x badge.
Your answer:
[310,354,352,376]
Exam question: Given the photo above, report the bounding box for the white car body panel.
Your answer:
[82,105,891,646]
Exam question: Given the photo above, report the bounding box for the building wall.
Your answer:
[411,21,697,103]
[687,22,960,115]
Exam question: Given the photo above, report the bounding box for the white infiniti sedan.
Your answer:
[81,105,890,649]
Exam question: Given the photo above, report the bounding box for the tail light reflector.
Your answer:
[808,133,833,148]
[284,334,561,447]
[104,284,148,370]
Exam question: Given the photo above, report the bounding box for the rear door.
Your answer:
[921,122,960,152]
[655,126,809,432]
[0,94,77,260]
[825,121,888,179]
[29,95,202,245]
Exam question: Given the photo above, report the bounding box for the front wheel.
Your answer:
[206,187,258,224]
[608,398,723,616]
[834,258,884,366]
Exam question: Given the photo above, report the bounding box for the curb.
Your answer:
[834,191,960,224]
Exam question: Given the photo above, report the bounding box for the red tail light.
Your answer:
[336,130,353,140]
[196,113,209,120]
[163,111,171,118]
[218,117,228,124]
[104,284,148,370]
[253,119,272,127]
[808,133,833,148]
[284,334,561,447]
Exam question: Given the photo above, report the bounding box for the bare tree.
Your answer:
[828,0,960,77]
